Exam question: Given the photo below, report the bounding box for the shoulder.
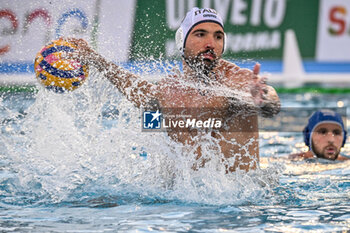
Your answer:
[337,155,350,161]
[216,59,240,73]
[288,151,314,160]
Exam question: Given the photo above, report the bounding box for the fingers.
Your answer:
[60,41,83,62]
[253,62,260,75]
[64,37,88,49]
[263,87,268,95]
[233,65,268,90]
[236,64,276,108]
[251,78,269,105]
[260,76,267,84]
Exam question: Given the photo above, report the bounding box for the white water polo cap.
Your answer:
[175,7,225,53]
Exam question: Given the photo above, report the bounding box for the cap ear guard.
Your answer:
[223,33,227,54]
[175,26,227,54]
[342,128,347,147]
[175,27,184,53]
[303,125,310,147]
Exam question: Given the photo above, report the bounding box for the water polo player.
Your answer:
[289,110,349,161]
[66,7,280,172]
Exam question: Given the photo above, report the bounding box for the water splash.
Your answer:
[0,65,282,207]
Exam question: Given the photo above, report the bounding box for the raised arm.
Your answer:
[219,60,280,117]
[66,38,158,108]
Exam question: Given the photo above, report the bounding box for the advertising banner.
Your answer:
[130,0,319,60]
[0,0,135,67]
[0,0,349,85]
[316,0,350,61]
[0,0,97,63]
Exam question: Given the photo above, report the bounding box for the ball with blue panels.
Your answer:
[34,39,89,93]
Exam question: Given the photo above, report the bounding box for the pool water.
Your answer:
[1,75,350,232]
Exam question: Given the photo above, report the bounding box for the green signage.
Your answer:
[130,0,319,61]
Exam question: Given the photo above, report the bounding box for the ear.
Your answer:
[175,27,184,53]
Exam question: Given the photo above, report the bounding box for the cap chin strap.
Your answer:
[175,27,227,54]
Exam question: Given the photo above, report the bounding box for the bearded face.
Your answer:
[183,22,224,76]
[311,123,344,160]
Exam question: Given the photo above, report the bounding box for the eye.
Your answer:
[317,128,328,135]
[194,32,205,37]
[333,129,342,136]
[215,34,223,40]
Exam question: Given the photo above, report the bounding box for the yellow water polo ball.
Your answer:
[34,39,89,93]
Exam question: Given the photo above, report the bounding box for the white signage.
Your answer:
[0,0,135,64]
[316,0,350,61]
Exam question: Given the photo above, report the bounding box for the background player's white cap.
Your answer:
[175,7,224,53]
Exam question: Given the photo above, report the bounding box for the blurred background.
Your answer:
[0,0,350,91]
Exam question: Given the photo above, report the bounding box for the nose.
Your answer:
[204,36,215,50]
[327,132,336,142]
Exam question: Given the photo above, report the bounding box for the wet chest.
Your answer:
[160,86,228,109]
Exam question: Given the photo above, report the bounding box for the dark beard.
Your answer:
[312,142,339,160]
[184,50,218,78]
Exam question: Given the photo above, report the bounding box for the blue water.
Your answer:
[2,60,350,74]
[1,77,350,232]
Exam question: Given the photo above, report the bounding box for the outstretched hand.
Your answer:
[250,63,280,117]
[62,38,96,66]
[250,63,268,106]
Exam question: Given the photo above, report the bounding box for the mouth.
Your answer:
[199,50,216,61]
[185,50,218,72]
[324,146,336,155]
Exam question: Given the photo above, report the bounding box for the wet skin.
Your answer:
[312,123,344,160]
[66,22,280,172]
